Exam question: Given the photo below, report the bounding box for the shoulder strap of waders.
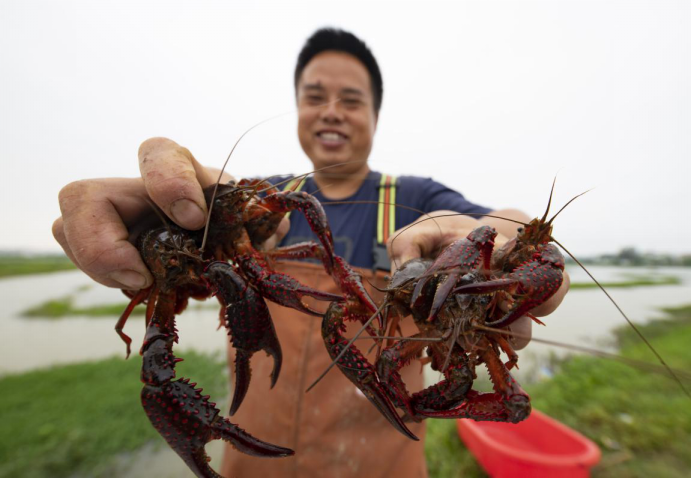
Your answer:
[372,174,398,271]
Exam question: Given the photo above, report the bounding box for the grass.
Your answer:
[424,304,691,477]
[526,304,691,477]
[425,420,486,478]
[0,254,76,278]
[0,351,228,478]
[569,275,681,289]
[5,305,689,477]
[21,296,145,318]
[21,295,215,319]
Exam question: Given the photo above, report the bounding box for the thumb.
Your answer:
[260,216,291,251]
[138,137,213,230]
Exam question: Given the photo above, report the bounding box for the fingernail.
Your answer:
[170,199,205,229]
[109,270,148,289]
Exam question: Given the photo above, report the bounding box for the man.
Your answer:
[53,28,567,477]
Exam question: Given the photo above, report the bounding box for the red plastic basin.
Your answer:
[457,410,601,478]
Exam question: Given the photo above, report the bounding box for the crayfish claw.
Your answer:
[230,351,251,416]
[215,417,295,458]
[358,378,419,441]
[322,302,419,441]
[246,264,343,316]
[229,341,282,416]
[143,378,293,478]
[204,262,285,416]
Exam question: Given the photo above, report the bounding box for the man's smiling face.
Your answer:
[296,51,378,173]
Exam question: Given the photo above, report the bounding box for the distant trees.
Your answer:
[565,247,691,267]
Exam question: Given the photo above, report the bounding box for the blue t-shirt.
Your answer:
[268,171,491,270]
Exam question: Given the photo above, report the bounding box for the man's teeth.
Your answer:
[319,132,344,141]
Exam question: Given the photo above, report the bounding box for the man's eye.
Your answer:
[306,95,325,103]
[342,98,362,107]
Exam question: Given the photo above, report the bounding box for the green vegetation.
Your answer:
[0,351,227,478]
[5,305,689,477]
[426,420,486,478]
[22,296,145,318]
[569,274,681,289]
[425,305,691,477]
[0,254,76,278]
[526,304,691,477]
[22,295,215,318]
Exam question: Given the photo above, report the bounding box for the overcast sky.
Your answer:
[1,0,689,257]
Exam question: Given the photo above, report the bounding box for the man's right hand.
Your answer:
[52,137,224,290]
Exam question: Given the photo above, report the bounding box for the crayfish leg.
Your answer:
[237,253,342,316]
[376,332,437,419]
[115,287,150,359]
[256,190,336,269]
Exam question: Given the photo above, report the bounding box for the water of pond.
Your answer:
[0,270,228,375]
[1,266,690,377]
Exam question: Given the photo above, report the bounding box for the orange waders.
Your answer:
[220,261,428,478]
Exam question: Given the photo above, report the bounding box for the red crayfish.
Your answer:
[316,181,689,441]
[115,177,380,477]
[318,213,564,438]
[115,175,689,478]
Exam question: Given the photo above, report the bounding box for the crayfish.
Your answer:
[317,194,568,439]
[116,178,381,477]
[115,176,689,477]
[317,181,690,441]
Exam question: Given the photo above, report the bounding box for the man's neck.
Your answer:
[312,165,371,200]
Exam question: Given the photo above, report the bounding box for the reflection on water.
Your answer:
[1,266,690,376]
[0,271,227,375]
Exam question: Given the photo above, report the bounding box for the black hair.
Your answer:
[294,28,383,115]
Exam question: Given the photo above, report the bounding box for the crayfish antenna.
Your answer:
[201,110,299,253]
[475,323,691,380]
[553,238,691,400]
[256,161,369,195]
[540,176,558,225]
[546,188,593,229]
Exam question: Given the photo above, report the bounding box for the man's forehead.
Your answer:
[301,83,365,96]
[299,51,371,90]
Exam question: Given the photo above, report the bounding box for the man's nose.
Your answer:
[319,99,344,123]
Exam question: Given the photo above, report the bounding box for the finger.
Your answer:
[508,315,532,350]
[52,217,80,266]
[531,271,571,317]
[387,235,423,271]
[493,232,509,250]
[275,216,291,242]
[58,179,154,289]
[138,137,214,230]
[259,216,291,251]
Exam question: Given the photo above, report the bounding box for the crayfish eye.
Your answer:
[517,227,524,234]
[153,243,160,251]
